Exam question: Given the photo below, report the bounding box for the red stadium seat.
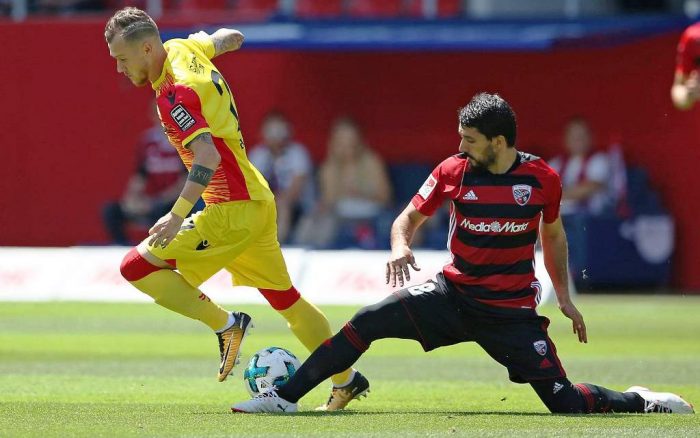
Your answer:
[176,0,278,20]
[347,0,404,18]
[406,0,462,18]
[231,0,279,19]
[178,0,227,12]
[295,0,344,18]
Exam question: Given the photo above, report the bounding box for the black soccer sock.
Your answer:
[530,378,587,413]
[276,292,421,403]
[277,323,367,403]
[573,383,645,413]
[531,378,645,413]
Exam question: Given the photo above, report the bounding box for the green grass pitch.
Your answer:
[1,296,698,437]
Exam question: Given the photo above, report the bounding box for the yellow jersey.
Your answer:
[152,35,273,205]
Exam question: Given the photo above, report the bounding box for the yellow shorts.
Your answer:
[138,200,292,291]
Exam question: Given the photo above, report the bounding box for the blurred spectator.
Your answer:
[295,116,392,248]
[548,117,615,216]
[102,106,186,245]
[248,110,315,244]
[671,21,700,110]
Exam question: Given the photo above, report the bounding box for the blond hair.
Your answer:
[105,7,159,43]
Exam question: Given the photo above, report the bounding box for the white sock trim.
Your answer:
[215,312,236,333]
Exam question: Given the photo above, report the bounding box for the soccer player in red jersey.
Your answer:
[672,22,700,110]
[232,93,694,414]
[104,7,367,410]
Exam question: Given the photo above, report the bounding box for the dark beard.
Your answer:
[470,163,489,174]
[468,148,497,173]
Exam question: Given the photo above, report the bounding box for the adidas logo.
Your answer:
[553,382,564,394]
[463,190,478,201]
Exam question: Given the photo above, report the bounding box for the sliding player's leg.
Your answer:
[475,314,692,414]
[531,378,692,413]
[232,278,466,413]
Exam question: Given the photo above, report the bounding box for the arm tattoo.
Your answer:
[188,164,215,186]
[185,132,213,148]
[213,30,244,56]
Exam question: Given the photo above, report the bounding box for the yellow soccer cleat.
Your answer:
[217,312,253,382]
[316,371,370,411]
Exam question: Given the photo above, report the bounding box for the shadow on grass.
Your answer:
[196,410,640,418]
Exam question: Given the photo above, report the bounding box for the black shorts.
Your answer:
[393,273,566,384]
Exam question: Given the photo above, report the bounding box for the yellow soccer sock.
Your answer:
[131,269,229,331]
[278,297,353,386]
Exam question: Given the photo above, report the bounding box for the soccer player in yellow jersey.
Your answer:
[104,7,368,410]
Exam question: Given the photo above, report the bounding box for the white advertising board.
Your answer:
[0,247,567,305]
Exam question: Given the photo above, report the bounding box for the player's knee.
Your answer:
[120,247,161,282]
[259,287,301,311]
[348,305,382,344]
[349,305,375,328]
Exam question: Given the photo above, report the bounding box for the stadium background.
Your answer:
[1,2,700,291]
[1,1,700,436]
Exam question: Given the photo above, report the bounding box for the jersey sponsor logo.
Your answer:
[462,189,478,201]
[534,340,548,356]
[170,104,196,131]
[512,184,532,206]
[418,174,437,199]
[459,219,529,233]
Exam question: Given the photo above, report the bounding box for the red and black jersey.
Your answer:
[411,152,562,309]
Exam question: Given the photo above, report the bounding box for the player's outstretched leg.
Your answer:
[624,386,694,414]
[530,378,694,414]
[259,286,364,411]
[232,292,422,413]
[120,248,252,381]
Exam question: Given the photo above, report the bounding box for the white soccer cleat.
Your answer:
[625,386,695,414]
[231,388,298,413]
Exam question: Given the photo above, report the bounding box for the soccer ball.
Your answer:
[243,347,302,396]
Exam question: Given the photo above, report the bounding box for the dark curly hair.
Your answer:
[458,93,517,147]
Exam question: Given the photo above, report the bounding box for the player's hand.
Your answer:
[386,246,420,288]
[559,300,587,344]
[148,212,184,248]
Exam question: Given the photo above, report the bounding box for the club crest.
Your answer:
[512,184,532,206]
[533,340,548,356]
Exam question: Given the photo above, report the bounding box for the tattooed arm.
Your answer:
[208,29,245,57]
[181,131,220,197]
[148,132,220,248]
[189,29,244,58]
